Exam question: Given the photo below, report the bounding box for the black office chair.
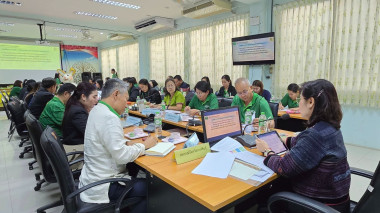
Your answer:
[25,111,57,191]
[218,98,233,108]
[6,99,30,155]
[2,96,14,138]
[268,102,279,128]
[1,90,9,103]
[268,161,380,213]
[40,126,142,213]
[24,110,38,170]
[185,91,195,106]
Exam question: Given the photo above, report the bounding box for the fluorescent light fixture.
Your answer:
[0,29,11,33]
[0,22,15,26]
[55,27,82,32]
[74,11,118,20]
[90,0,140,9]
[0,1,21,6]
[49,34,78,38]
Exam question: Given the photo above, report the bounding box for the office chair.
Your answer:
[268,102,279,128]
[218,98,233,108]
[1,90,9,103]
[6,99,31,158]
[268,161,380,213]
[40,126,142,213]
[185,91,195,106]
[2,96,14,138]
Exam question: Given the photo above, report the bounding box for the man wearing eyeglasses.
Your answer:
[231,78,274,129]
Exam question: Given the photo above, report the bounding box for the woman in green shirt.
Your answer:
[161,78,186,111]
[280,83,300,110]
[185,81,218,116]
[9,80,22,98]
[111,68,118,79]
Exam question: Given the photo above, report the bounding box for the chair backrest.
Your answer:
[1,96,11,120]
[353,161,380,213]
[185,91,195,106]
[40,126,78,213]
[218,98,233,108]
[1,90,9,103]
[25,110,56,183]
[268,102,279,128]
[7,99,27,136]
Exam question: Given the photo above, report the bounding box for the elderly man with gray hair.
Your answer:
[79,79,157,213]
[232,78,274,129]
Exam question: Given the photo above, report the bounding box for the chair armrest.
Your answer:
[268,192,339,213]
[68,158,84,166]
[66,151,84,156]
[66,178,132,203]
[351,167,374,179]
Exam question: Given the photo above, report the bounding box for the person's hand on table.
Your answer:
[256,138,270,152]
[142,136,158,149]
[184,106,191,113]
[279,104,284,110]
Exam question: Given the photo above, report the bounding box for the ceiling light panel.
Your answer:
[55,28,82,32]
[0,22,15,26]
[74,11,118,20]
[48,34,78,38]
[90,0,140,9]
[0,1,21,6]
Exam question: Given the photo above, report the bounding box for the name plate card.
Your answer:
[173,143,211,164]
[123,116,142,127]
[165,113,182,122]
[141,108,160,116]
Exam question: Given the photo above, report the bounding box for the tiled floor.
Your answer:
[0,111,378,213]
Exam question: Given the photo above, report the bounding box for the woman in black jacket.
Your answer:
[126,77,139,102]
[62,82,98,146]
[138,79,161,104]
[217,74,236,97]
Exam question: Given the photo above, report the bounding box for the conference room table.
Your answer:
[124,124,295,212]
[128,108,204,133]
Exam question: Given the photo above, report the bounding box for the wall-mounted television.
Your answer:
[232,32,275,65]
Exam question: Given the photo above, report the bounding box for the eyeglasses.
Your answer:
[237,90,249,96]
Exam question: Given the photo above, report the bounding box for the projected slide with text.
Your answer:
[232,37,274,62]
[0,43,61,70]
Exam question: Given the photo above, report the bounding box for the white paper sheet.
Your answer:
[192,152,235,179]
[211,136,246,153]
[229,161,260,180]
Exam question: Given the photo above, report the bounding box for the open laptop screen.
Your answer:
[201,106,242,144]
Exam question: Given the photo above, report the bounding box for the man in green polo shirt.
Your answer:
[185,81,218,116]
[231,78,274,128]
[39,83,76,137]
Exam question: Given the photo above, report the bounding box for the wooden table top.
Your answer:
[132,128,295,211]
[277,110,307,120]
[128,109,204,133]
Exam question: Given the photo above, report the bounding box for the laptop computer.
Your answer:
[201,106,243,147]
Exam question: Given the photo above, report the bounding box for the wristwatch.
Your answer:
[264,149,274,157]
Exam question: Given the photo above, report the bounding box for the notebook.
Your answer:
[146,142,175,157]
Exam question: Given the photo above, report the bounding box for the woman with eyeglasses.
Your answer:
[160,78,186,111]
[256,79,350,212]
[185,81,218,116]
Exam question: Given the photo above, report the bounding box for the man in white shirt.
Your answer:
[79,79,157,213]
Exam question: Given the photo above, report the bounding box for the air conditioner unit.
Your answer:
[135,17,175,33]
[107,33,133,41]
[182,0,232,19]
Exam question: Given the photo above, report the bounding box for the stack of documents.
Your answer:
[146,142,175,157]
[192,137,274,184]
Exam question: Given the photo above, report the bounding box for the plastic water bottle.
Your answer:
[154,111,162,137]
[244,109,252,125]
[123,107,129,120]
[136,96,143,112]
[160,102,166,117]
[258,112,267,134]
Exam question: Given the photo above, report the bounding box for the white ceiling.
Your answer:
[0,0,185,44]
[0,0,256,44]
